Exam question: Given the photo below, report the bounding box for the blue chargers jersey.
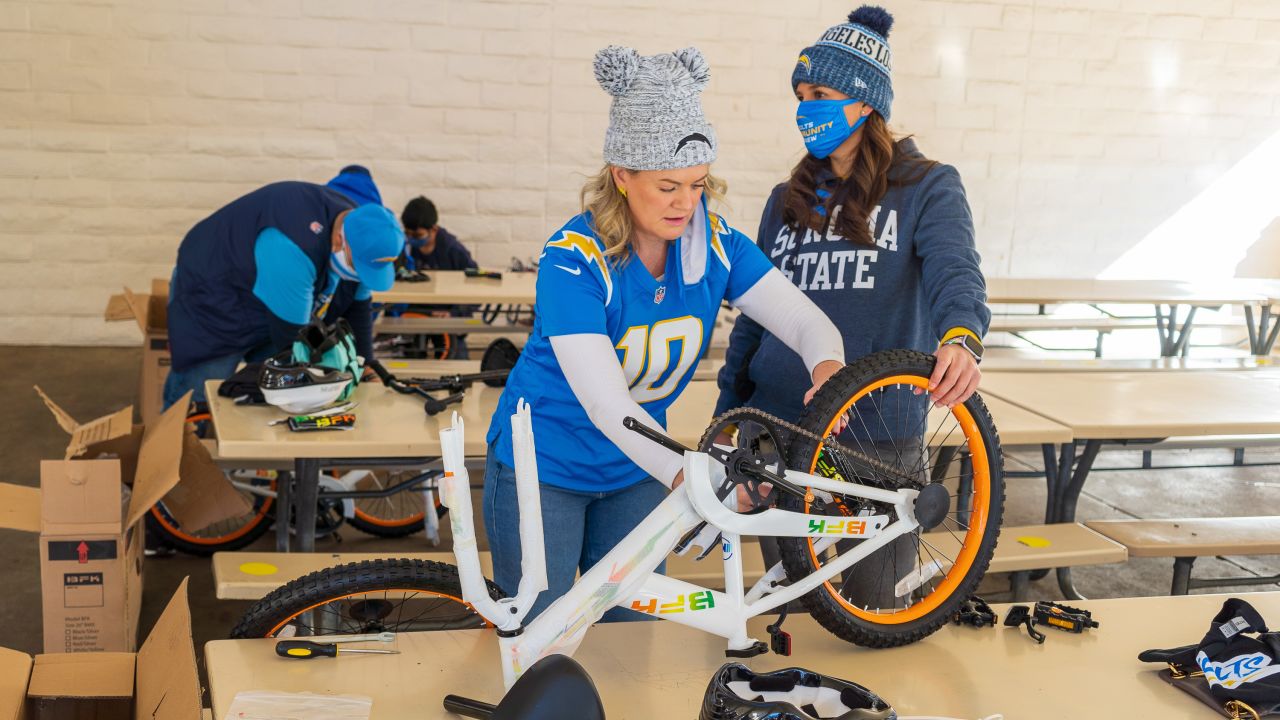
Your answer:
[486,199,773,492]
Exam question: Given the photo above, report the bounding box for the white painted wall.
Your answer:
[2,0,1277,344]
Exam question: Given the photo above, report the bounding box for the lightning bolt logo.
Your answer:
[708,213,733,271]
[545,230,613,305]
[797,54,811,73]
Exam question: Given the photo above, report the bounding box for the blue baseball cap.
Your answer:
[342,204,404,291]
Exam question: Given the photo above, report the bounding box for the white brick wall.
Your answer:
[1,0,1278,345]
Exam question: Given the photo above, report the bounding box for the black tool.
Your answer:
[368,360,508,416]
[400,370,512,394]
[396,267,430,283]
[276,639,400,660]
[1034,600,1099,634]
[1004,605,1046,644]
[952,596,997,628]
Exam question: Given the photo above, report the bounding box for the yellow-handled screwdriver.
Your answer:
[276,639,400,660]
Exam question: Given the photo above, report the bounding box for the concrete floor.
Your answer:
[1,346,1277,671]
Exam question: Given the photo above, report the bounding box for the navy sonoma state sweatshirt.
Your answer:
[715,139,990,439]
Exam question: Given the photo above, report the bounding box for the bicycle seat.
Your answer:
[494,654,605,720]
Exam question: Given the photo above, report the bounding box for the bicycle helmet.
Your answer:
[700,663,895,720]
[480,337,521,386]
[258,352,353,414]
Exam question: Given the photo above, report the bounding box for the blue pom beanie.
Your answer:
[792,6,895,121]
[327,164,383,207]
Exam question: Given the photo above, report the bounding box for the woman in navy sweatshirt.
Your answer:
[715,6,991,609]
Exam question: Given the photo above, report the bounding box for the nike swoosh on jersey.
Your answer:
[555,264,582,276]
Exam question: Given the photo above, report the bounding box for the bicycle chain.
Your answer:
[705,406,919,488]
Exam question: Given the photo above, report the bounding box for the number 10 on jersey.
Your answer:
[616,316,704,403]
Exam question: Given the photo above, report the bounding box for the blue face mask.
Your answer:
[330,234,361,283]
[406,234,427,249]
[796,99,868,159]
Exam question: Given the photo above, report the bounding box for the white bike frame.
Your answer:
[438,401,925,690]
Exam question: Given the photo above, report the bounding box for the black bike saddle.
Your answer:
[444,653,606,720]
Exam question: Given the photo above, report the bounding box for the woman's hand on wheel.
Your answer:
[805,359,846,434]
[804,359,844,405]
[918,344,980,408]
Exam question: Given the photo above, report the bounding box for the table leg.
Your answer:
[1056,440,1102,525]
[1254,303,1274,353]
[1030,442,1071,583]
[1051,442,1078,525]
[1155,304,1171,356]
[294,458,321,553]
[275,470,293,552]
[1170,305,1197,357]
[1053,439,1102,600]
[1245,304,1259,353]
[1040,443,1061,525]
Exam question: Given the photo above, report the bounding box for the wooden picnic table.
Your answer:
[207,590,1278,719]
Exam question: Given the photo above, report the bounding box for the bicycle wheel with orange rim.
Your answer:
[777,349,1004,648]
[346,470,446,538]
[146,472,276,556]
[230,559,505,638]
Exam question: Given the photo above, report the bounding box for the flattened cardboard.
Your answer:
[39,461,123,536]
[33,387,133,461]
[161,429,253,533]
[124,396,187,529]
[0,647,32,720]
[135,579,201,720]
[0,483,41,534]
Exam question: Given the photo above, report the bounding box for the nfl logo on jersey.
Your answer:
[654,286,666,304]
[310,221,324,234]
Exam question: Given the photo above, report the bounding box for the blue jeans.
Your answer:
[162,344,275,410]
[482,452,668,623]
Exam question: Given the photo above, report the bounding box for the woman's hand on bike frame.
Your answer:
[918,343,981,408]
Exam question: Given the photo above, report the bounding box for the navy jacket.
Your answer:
[715,140,990,432]
[168,182,357,371]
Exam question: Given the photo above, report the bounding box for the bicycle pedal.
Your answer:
[769,629,792,656]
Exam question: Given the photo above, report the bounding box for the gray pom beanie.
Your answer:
[594,45,717,171]
[793,6,895,121]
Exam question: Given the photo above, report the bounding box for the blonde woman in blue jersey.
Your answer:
[484,45,847,621]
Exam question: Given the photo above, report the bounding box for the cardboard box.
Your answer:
[0,390,251,653]
[105,279,170,427]
[0,579,202,720]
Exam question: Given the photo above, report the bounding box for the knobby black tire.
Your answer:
[230,558,506,638]
[778,349,1005,648]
